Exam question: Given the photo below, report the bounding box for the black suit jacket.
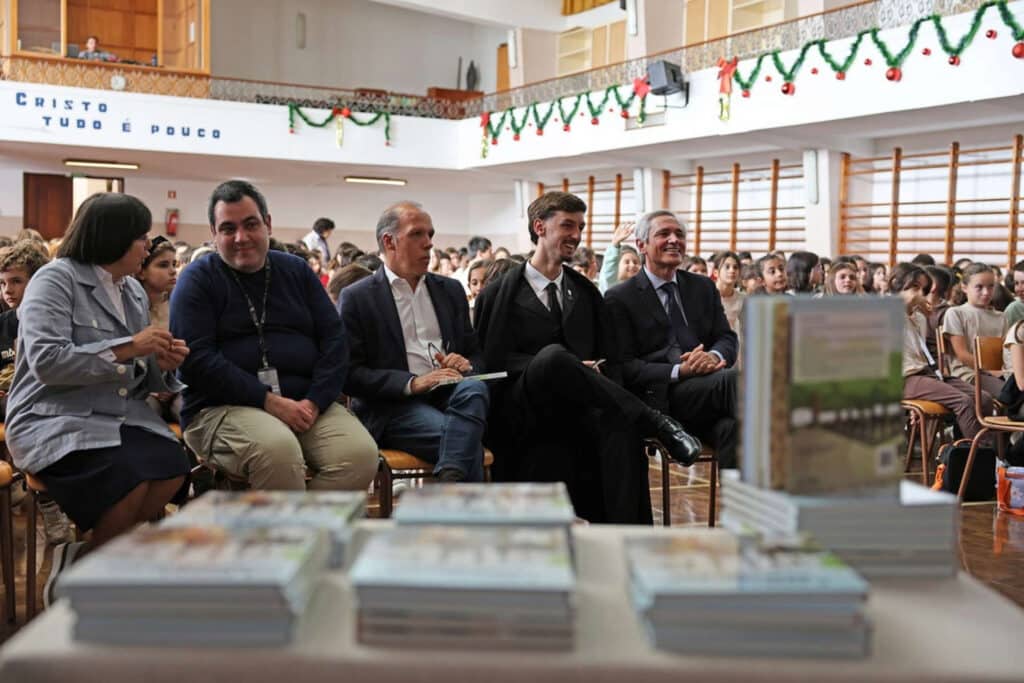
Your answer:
[474,262,622,385]
[604,269,737,408]
[337,267,483,439]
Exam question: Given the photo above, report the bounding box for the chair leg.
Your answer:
[919,416,934,485]
[659,445,671,527]
[707,458,718,528]
[376,457,394,519]
[957,428,989,502]
[26,489,37,620]
[903,409,920,475]
[0,486,14,624]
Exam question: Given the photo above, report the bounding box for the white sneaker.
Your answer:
[38,498,75,545]
[44,541,85,608]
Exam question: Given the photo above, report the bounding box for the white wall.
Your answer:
[210,0,506,94]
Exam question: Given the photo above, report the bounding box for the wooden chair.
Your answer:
[901,399,952,485]
[957,336,1023,501]
[644,439,718,528]
[375,449,494,518]
[0,461,20,624]
[24,472,49,620]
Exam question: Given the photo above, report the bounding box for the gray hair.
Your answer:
[635,210,686,242]
[375,201,424,249]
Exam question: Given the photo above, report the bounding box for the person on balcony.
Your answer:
[78,35,117,62]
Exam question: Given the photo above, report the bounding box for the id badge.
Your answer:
[258,366,282,395]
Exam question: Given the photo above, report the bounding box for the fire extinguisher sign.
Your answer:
[165,208,179,236]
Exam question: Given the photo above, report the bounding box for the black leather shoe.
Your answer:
[435,468,465,483]
[644,410,701,467]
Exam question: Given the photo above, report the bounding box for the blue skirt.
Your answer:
[37,425,190,532]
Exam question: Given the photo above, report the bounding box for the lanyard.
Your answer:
[225,257,272,369]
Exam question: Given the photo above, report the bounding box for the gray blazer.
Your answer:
[6,258,181,474]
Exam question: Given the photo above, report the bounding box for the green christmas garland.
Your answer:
[287,103,392,145]
[735,0,1024,93]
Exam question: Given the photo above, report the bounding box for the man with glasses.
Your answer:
[337,202,488,483]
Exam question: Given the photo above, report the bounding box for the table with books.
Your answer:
[2,516,1024,683]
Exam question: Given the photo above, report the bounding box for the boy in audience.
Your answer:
[740,264,761,293]
[0,241,75,544]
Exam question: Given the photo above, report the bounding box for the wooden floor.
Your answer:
[2,459,1023,644]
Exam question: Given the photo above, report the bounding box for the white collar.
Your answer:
[644,266,675,291]
[525,261,564,292]
[383,264,425,291]
[93,264,124,289]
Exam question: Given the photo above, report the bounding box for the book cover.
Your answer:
[393,482,575,526]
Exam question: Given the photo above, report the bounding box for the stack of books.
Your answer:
[627,529,871,658]
[350,525,575,650]
[59,524,329,646]
[722,472,958,578]
[393,482,575,529]
[164,490,366,567]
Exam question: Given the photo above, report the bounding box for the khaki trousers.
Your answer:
[184,402,378,491]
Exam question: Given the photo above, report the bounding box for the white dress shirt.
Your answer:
[524,261,565,310]
[383,265,443,378]
[642,266,722,380]
[93,265,127,325]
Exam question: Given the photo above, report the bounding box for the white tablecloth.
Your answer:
[2,523,1022,683]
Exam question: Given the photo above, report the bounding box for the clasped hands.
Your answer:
[115,326,189,372]
[678,344,725,378]
[410,352,472,394]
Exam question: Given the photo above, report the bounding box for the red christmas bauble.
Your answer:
[886,67,902,82]
[836,71,846,80]
[491,138,497,145]
[949,55,960,66]
[864,58,872,66]
[922,48,931,56]
[1014,42,1024,59]
[810,67,818,75]
[765,75,772,82]
[563,124,570,132]
[340,107,351,118]
[513,133,520,141]
[537,128,544,136]
[621,110,629,119]
[591,117,599,125]
[986,30,997,39]
[741,90,751,98]
[781,82,795,96]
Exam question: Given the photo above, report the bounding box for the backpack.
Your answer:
[932,438,996,501]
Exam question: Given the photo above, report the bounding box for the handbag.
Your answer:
[932,438,996,501]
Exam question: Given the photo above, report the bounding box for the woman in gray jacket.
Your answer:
[6,193,191,603]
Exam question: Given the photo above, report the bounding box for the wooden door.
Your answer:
[23,173,73,240]
[496,42,510,91]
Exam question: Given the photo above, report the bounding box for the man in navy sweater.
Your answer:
[170,180,378,490]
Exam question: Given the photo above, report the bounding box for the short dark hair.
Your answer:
[527,192,586,244]
[327,263,372,302]
[57,193,151,264]
[785,251,820,293]
[925,265,953,298]
[356,253,382,271]
[208,179,269,227]
[468,236,492,257]
[312,217,335,236]
[911,253,936,266]
[888,262,926,293]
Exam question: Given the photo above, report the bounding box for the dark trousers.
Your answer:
[667,367,738,468]
[497,344,653,524]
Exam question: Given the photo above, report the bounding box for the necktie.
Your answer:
[546,282,563,326]
[660,282,689,349]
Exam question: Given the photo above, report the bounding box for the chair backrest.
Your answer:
[936,325,949,376]
[975,335,1004,373]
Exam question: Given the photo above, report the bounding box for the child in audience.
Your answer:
[895,263,990,444]
[1004,260,1024,327]
[0,241,75,544]
[684,255,708,276]
[136,237,182,423]
[326,263,373,304]
[853,255,870,291]
[466,258,492,306]
[785,251,821,294]
[136,237,177,329]
[712,251,744,331]
[866,262,889,295]
[740,264,761,294]
[825,261,860,295]
[924,265,954,360]
[756,253,787,294]
[597,222,636,292]
[944,262,1009,397]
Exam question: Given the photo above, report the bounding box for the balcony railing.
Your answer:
[0,0,994,121]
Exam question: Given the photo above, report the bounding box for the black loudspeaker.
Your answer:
[646,60,685,96]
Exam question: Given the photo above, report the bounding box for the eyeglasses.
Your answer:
[427,341,449,369]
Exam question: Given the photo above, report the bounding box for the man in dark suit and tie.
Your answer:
[604,210,739,468]
[473,192,700,523]
[338,202,488,482]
